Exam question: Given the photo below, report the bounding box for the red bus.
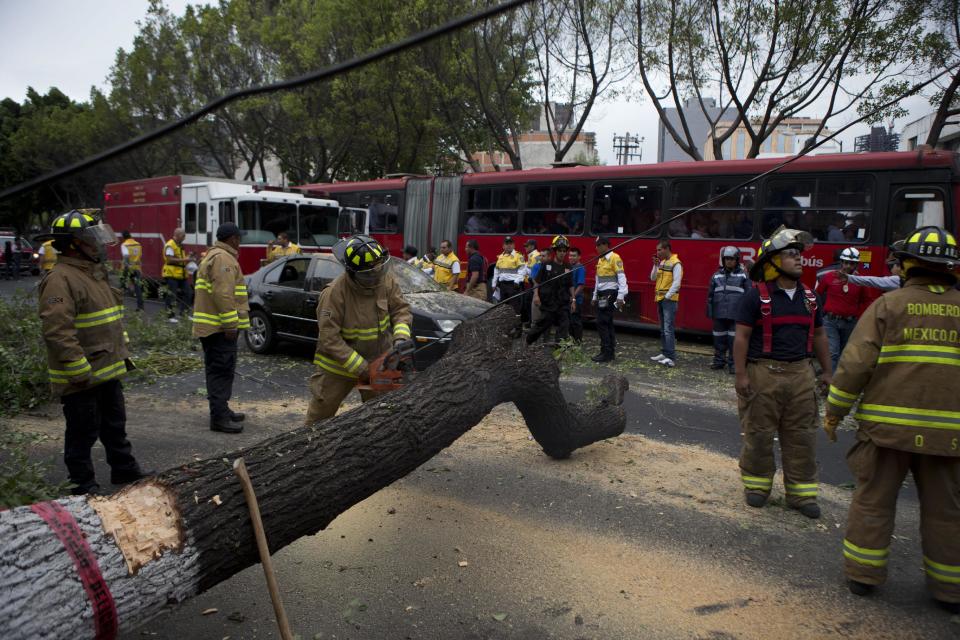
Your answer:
[303,150,958,333]
[102,175,362,279]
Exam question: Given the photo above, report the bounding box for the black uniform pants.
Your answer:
[499,280,523,319]
[596,290,618,356]
[569,299,583,342]
[164,277,192,316]
[526,305,570,345]
[712,318,736,366]
[201,332,238,421]
[62,380,138,490]
[122,269,144,310]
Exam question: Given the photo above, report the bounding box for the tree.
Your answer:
[920,0,960,147]
[528,0,632,164]
[0,307,627,639]
[632,0,930,160]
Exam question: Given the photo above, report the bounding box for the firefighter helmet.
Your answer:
[333,234,389,287]
[36,209,116,249]
[893,226,959,276]
[749,226,814,281]
[839,247,860,263]
[719,246,740,265]
[551,234,569,249]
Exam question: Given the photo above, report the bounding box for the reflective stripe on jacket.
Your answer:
[314,272,413,379]
[433,253,460,286]
[162,239,185,279]
[826,276,960,457]
[494,250,524,285]
[122,239,142,271]
[39,256,132,397]
[707,267,750,319]
[191,242,250,337]
[595,251,628,299]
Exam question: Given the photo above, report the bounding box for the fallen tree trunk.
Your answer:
[0,306,627,639]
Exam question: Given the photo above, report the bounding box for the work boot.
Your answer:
[592,353,613,363]
[848,580,875,597]
[111,468,156,485]
[745,492,767,508]
[791,502,822,519]
[935,599,960,614]
[71,482,104,496]
[211,419,243,434]
[710,362,725,370]
[229,410,246,423]
[728,364,736,375]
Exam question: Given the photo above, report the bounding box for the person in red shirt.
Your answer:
[816,246,867,371]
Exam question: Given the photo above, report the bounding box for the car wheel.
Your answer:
[245,309,275,354]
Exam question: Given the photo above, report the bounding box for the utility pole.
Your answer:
[612,132,643,165]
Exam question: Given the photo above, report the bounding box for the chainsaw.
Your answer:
[355,340,415,393]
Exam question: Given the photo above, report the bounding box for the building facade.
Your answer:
[704,117,840,160]
[899,112,960,153]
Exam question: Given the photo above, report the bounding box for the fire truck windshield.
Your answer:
[299,204,341,247]
[238,200,296,245]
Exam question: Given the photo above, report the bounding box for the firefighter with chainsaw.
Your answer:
[824,226,960,613]
[305,235,413,424]
[733,226,832,519]
[37,210,150,495]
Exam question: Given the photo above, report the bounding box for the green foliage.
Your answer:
[0,429,71,509]
[0,293,48,414]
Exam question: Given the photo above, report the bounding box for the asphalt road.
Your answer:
[6,274,953,638]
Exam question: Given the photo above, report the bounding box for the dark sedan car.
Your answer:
[244,254,490,369]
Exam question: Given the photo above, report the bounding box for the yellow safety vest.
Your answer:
[122,238,142,271]
[162,239,186,280]
[433,252,460,286]
[525,249,540,282]
[655,253,681,302]
[596,251,625,291]
[266,242,302,263]
[40,240,57,271]
[496,251,524,271]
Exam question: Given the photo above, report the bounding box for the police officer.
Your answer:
[192,222,251,433]
[733,226,832,518]
[120,229,144,311]
[526,236,575,346]
[306,235,413,423]
[592,236,627,362]
[824,226,960,613]
[37,210,149,495]
[707,246,749,373]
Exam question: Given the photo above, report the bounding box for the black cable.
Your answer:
[413,63,960,355]
[0,0,533,203]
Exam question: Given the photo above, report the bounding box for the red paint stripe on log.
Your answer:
[31,501,117,640]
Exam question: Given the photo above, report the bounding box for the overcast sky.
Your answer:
[0,0,934,166]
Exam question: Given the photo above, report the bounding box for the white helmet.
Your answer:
[719,245,740,265]
[839,247,860,263]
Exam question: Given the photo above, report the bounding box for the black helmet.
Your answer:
[893,226,959,277]
[551,234,569,249]
[333,235,388,287]
[749,226,813,281]
[36,209,116,252]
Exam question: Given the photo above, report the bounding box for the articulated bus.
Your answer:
[102,175,364,278]
[300,150,958,333]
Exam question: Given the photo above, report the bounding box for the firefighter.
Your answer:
[192,222,251,433]
[38,238,58,272]
[707,246,750,373]
[526,236,574,347]
[492,236,525,331]
[733,226,832,519]
[162,227,192,322]
[824,226,960,613]
[305,235,413,424]
[591,236,627,363]
[36,210,149,495]
[266,231,302,263]
[432,239,461,292]
[120,230,144,311]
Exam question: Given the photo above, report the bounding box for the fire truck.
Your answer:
[102,175,364,279]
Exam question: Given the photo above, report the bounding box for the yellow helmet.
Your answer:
[749,226,813,281]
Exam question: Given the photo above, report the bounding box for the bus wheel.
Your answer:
[245,310,275,354]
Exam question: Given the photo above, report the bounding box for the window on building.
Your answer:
[890,188,945,243]
[668,179,755,239]
[761,176,873,242]
[907,136,918,151]
[462,186,519,234]
[522,184,585,235]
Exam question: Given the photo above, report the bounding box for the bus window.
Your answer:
[669,179,754,239]
[299,204,341,247]
[762,177,873,242]
[890,188,945,242]
[522,184,585,235]
[591,182,662,236]
[238,201,296,244]
[463,186,519,234]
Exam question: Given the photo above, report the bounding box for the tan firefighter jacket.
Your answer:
[314,272,412,379]
[827,275,960,457]
[39,255,132,397]
[192,241,250,337]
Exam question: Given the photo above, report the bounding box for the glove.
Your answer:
[823,414,841,442]
[393,338,415,357]
[614,298,625,311]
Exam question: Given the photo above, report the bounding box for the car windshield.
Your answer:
[388,257,446,294]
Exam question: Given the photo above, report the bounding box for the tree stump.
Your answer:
[0,305,627,639]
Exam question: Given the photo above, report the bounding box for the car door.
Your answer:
[300,256,346,341]
[263,257,311,336]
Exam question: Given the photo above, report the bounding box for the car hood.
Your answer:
[405,292,491,320]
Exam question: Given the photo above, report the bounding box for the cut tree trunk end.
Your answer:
[0,305,627,639]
